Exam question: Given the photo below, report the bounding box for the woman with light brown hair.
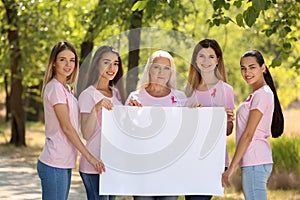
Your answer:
[185,39,235,200]
[37,41,105,200]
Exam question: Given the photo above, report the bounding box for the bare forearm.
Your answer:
[228,133,252,171]
[81,108,98,140]
[62,125,94,160]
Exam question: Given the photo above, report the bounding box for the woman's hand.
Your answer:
[95,98,113,112]
[222,167,235,187]
[127,98,142,107]
[225,107,235,122]
[88,156,106,174]
[188,103,203,108]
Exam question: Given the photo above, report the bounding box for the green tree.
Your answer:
[2,0,25,146]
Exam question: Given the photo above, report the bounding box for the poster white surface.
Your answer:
[100,106,226,196]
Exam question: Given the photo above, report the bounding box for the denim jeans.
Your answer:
[37,160,72,200]
[241,164,273,200]
[134,196,178,200]
[80,172,116,200]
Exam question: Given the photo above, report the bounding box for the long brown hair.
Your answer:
[241,50,284,138]
[185,39,227,97]
[84,45,125,102]
[41,41,79,97]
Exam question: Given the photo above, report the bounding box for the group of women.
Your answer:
[37,39,284,200]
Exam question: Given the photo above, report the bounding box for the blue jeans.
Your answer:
[241,164,273,200]
[80,172,115,200]
[134,196,178,200]
[37,160,71,200]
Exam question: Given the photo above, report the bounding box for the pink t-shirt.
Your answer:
[236,85,274,167]
[78,86,122,173]
[126,88,186,107]
[186,80,235,167]
[39,78,79,169]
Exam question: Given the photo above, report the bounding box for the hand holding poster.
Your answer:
[100,106,226,196]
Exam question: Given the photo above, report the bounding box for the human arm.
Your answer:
[54,103,105,174]
[222,109,262,187]
[225,107,235,136]
[80,98,113,140]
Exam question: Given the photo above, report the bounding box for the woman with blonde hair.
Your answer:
[126,50,186,200]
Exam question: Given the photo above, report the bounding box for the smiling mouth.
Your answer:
[64,68,72,72]
[107,72,115,75]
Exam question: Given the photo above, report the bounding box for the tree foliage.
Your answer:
[0,0,300,145]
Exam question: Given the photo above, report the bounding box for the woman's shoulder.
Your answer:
[44,79,63,94]
[251,85,273,103]
[78,85,96,98]
[171,89,186,97]
[219,81,233,90]
[255,85,273,97]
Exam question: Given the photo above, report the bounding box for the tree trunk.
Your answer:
[77,41,94,96]
[3,0,26,146]
[4,73,10,122]
[126,9,143,97]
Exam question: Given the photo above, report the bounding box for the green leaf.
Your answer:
[131,1,147,11]
[284,26,292,33]
[236,13,244,27]
[283,42,291,51]
[265,27,276,37]
[233,0,242,8]
[252,0,266,12]
[213,0,225,10]
[271,56,282,67]
[243,7,258,27]
[224,3,230,10]
[213,18,221,26]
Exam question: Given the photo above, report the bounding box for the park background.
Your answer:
[0,0,299,199]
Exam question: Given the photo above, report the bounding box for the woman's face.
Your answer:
[240,56,265,85]
[98,52,119,81]
[53,49,76,79]
[149,57,171,86]
[196,47,218,73]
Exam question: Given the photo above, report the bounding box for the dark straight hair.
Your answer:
[241,50,284,138]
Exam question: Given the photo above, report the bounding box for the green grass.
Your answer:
[271,135,300,172]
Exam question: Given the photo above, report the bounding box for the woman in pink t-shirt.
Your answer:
[37,41,105,200]
[184,39,235,200]
[126,50,186,200]
[78,46,125,200]
[222,50,284,200]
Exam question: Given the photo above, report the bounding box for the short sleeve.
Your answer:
[225,85,235,109]
[78,91,96,113]
[45,82,67,106]
[250,92,271,114]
